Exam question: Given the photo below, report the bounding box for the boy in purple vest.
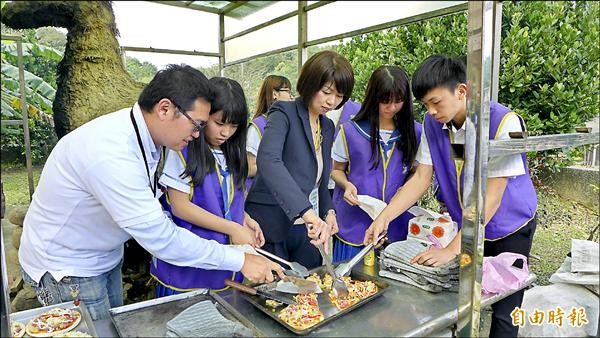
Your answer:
[364,55,537,338]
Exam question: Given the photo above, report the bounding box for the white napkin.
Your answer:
[357,195,387,220]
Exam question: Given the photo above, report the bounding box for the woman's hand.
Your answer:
[411,246,457,267]
[243,213,265,247]
[363,216,389,247]
[343,182,359,206]
[231,225,257,247]
[302,209,331,250]
[325,210,338,236]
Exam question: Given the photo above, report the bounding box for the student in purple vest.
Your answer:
[246,51,355,269]
[246,75,293,193]
[331,65,421,263]
[151,77,266,296]
[364,55,537,338]
[326,99,362,197]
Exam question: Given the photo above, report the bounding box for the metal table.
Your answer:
[221,264,459,337]
[94,263,535,337]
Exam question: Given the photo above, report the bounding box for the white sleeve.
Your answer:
[125,215,245,271]
[246,124,261,156]
[415,124,432,165]
[488,114,526,178]
[159,149,191,193]
[331,128,349,163]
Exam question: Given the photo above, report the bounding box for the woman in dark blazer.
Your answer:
[246,51,355,269]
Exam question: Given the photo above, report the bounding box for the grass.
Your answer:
[1,164,597,286]
[1,164,43,208]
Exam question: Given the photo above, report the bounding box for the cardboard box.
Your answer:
[406,206,458,248]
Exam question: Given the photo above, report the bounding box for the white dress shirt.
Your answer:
[19,103,244,283]
[416,114,525,177]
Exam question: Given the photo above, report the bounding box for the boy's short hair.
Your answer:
[412,55,466,100]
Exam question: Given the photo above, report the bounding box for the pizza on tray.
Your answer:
[11,320,26,338]
[25,308,82,337]
[278,294,324,331]
[328,278,378,310]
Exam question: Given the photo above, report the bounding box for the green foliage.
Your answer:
[1,119,58,165]
[336,13,467,120]
[335,1,599,171]
[125,56,158,84]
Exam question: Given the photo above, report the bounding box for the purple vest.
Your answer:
[333,100,362,140]
[245,115,267,192]
[333,120,422,244]
[151,148,245,291]
[424,102,537,240]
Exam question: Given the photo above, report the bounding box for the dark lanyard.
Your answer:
[130,108,158,196]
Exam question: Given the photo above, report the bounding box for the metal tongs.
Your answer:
[334,231,387,277]
[315,242,349,299]
[255,247,310,278]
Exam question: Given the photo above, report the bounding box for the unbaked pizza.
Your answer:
[25,308,82,337]
[278,302,324,330]
[328,277,378,310]
[11,320,25,338]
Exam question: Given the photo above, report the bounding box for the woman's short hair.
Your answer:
[296,50,355,110]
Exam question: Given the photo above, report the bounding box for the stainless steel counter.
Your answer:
[94,263,535,337]
[220,264,459,337]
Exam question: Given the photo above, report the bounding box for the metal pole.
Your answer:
[17,39,35,200]
[219,13,225,77]
[491,2,503,102]
[458,1,494,337]
[298,1,308,73]
[1,182,11,338]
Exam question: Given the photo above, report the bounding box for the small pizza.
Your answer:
[26,308,82,337]
[278,303,324,330]
[293,293,318,306]
[11,320,25,338]
[52,330,92,337]
[328,278,378,310]
[306,273,332,290]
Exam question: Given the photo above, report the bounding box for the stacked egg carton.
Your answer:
[379,238,459,293]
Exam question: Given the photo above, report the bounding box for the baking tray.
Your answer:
[10,300,98,337]
[109,288,264,337]
[239,265,390,335]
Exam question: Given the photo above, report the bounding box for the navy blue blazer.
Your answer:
[245,98,335,242]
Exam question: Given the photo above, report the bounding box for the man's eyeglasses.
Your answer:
[173,104,207,133]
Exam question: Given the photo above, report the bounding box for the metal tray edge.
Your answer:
[108,288,209,315]
[10,301,98,337]
[241,267,390,335]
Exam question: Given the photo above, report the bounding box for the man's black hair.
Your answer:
[411,55,466,101]
[138,64,215,112]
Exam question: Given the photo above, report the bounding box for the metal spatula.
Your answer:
[256,276,322,294]
[315,242,348,299]
[255,247,310,278]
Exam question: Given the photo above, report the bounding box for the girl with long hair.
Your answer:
[331,65,421,262]
[151,77,265,296]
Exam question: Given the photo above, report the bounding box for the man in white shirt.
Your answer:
[19,64,283,320]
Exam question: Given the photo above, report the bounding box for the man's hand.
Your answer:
[411,246,457,267]
[343,182,359,206]
[243,213,265,247]
[363,217,389,247]
[240,253,285,283]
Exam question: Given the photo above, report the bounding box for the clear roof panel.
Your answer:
[224,1,295,36]
[113,2,219,53]
[225,16,297,64]
[307,1,466,41]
